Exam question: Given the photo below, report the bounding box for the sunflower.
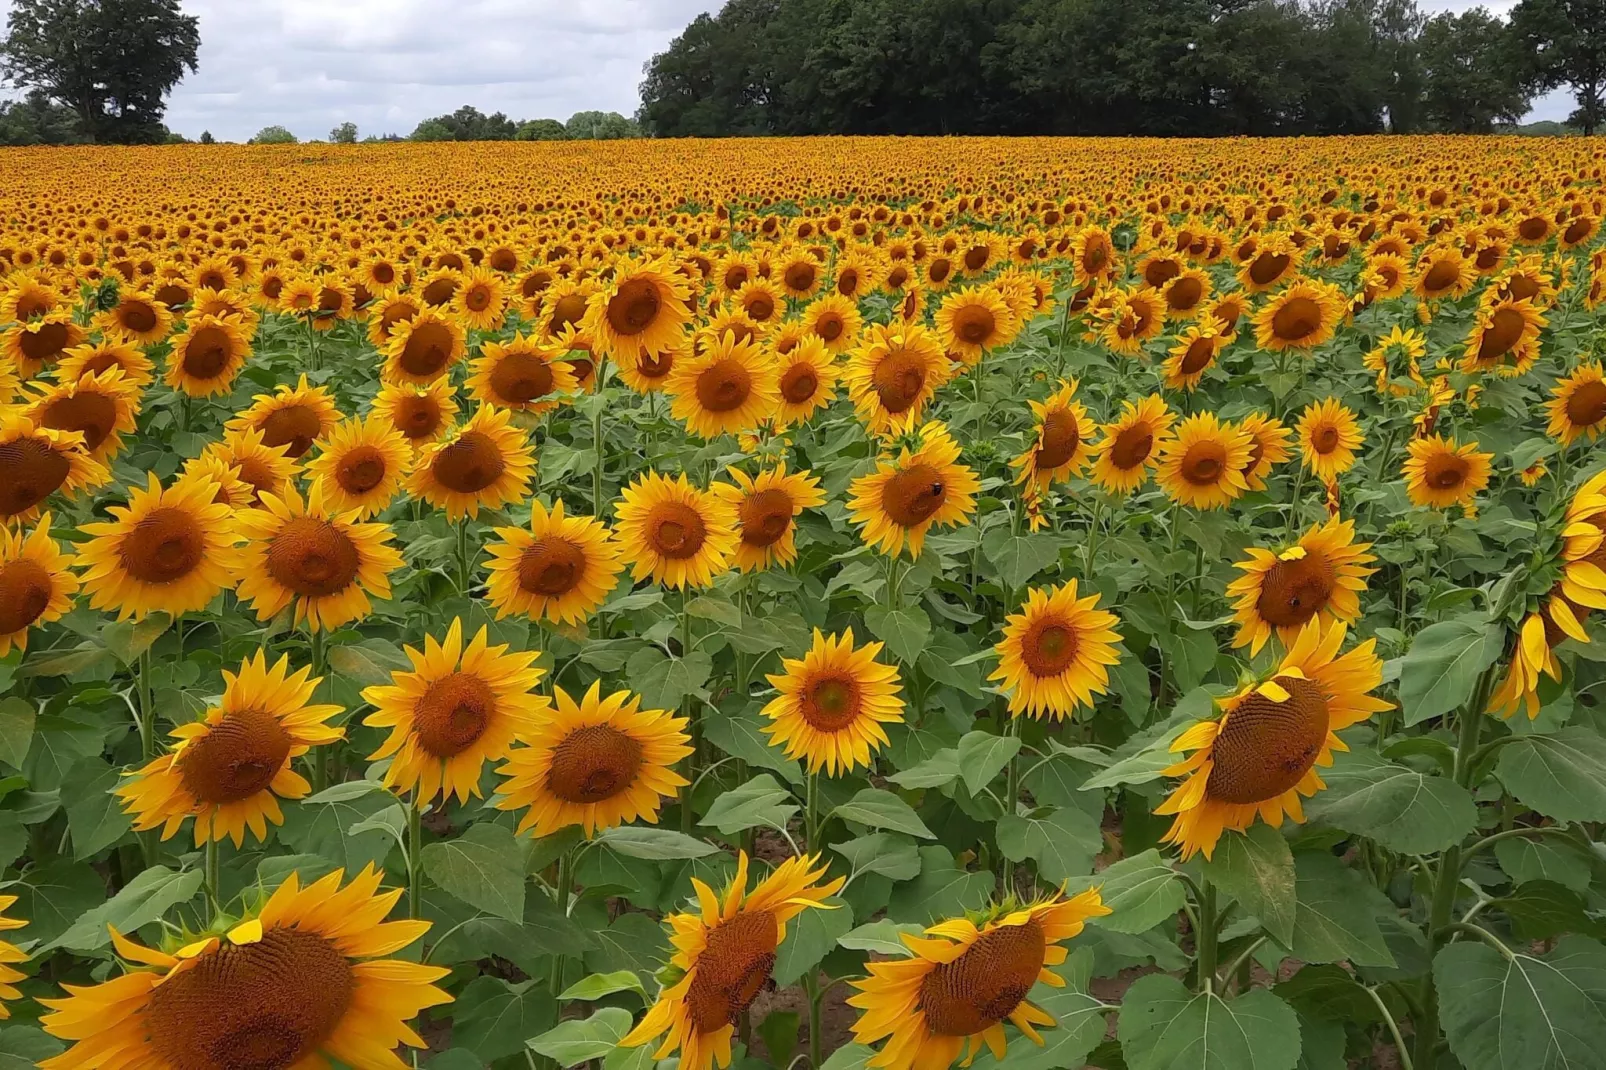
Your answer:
[0,512,77,657]
[733,277,785,326]
[778,248,823,298]
[1161,266,1212,318]
[990,580,1121,719]
[758,627,902,774]
[305,413,413,519]
[39,866,451,1070]
[1236,233,1301,293]
[712,462,826,572]
[210,425,299,505]
[1358,252,1411,305]
[228,374,342,459]
[537,277,599,341]
[0,895,23,1017]
[1226,516,1376,654]
[94,289,174,345]
[801,293,863,354]
[584,259,692,360]
[845,323,952,437]
[1157,620,1390,860]
[614,471,739,589]
[1362,325,1427,395]
[76,471,238,620]
[366,289,422,348]
[306,278,355,332]
[1413,245,1475,301]
[1011,380,1092,492]
[773,335,839,428]
[835,247,884,297]
[955,234,1001,279]
[466,333,579,415]
[1097,288,1166,356]
[383,308,467,385]
[1489,612,1565,719]
[166,313,252,397]
[1403,435,1493,511]
[934,286,1017,366]
[1547,362,1606,444]
[0,272,60,321]
[372,376,459,450]
[1253,278,1343,353]
[180,449,255,511]
[1202,291,1249,338]
[483,498,624,625]
[234,481,404,632]
[847,421,980,558]
[1089,394,1175,495]
[1161,318,1229,391]
[1460,297,1545,377]
[452,265,509,331]
[666,329,779,440]
[1296,397,1363,482]
[116,651,343,846]
[364,617,549,805]
[2,312,86,378]
[1155,413,1254,510]
[55,338,154,389]
[23,366,141,465]
[616,339,683,395]
[622,853,844,1070]
[407,404,536,521]
[495,680,691,837]
[849,890,1111,1070]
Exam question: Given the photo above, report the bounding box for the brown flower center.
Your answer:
[400,322,455,379]
[489,351,555,404]
[413,671,495,757]
[258,404,324,459]
[918,920,1045,1037]
[549,293,588,334]
[183,327,234,380]
[376,302,416,342]
[1179,338,1216,375]
[119,506,205,585]
[1109,423,1155,470]
[1180,441,1229,486]
[1256,550,1336,628]
[463,283,493,313]
[1477,307,1527,361]
[544,723,643,803]
[953,305,996,346]
[738,488,793,548]
[1567,380,1606,427]
[780,363,819,404]
[745,294,776,322]
[517,537,586,596]
[647,501,707,560]
[1424,452,1469,491]
[39,391,118,452]
[119,300,158,334]
[1271,297,1321,342]
[962,246,990,272]
[1166,276,1203,311]
[836,269,860,297]
[881,464,947,527]
[392,395,443,441]
[1248,252,1290,286]
[421,277,458,306]
[814,313,844,342]
[785,262,816,292]
[432,431,506,493]
[800,672,863,732]
[872,350,927,414]
[1035,409,1080,470]
[686,911,778,1034]
[177,706,294,804]
[695,357,752,414]
[266,517,360,597]
[1421,259,1460,293]
[335,446,387,494]
[1144,259,1182,288]
[1311,424,1340,453]
[19,321,70,364]
[1205,675,1330,803]
[1020,618,1079,677]
[0,559,52,635]
[928,258,952,284]
[607,278,662,336]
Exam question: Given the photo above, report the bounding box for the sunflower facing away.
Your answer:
[1227,516,1376,654]
[466,333,579,415]
[305,413,413,519]
[615,471,740,589]
[1362,325,1427,396]
[849,890,1111,1070]
[847,421,980,558]
[762,627,905,775]
[773,336,839,428]
[1157,620,1390,860]
[0,410,108,522]
[1403,435,1494,511]
[1012,380,1092,491]
[1235,412,1293,492]
[666,329,780,440]
[845,323,953,437]
[712,462,826,572]
[234,480,404,632]
[39,866,451,1070]
[116,651,343,846]
[364,618,550,805]
[407,404,537,520]
[622,853,844,1070]
[228,374,342,459]
[1489,612,1565,720]
[495,680,691,838]
[0,512,77,657]
[1090,394,1175,495]
[1297,397,1363,481]
[1546,362,1606,445]
[483,498,625,625]
[1155,412,1254,510]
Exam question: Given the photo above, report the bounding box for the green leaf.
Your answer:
[1162,627,1218,694]
[1496,728,1606,822]
[0,698,35,770]
[420,822,526,922]
[1289,852,1394,967]
[773,897,854,985]
[0,1025,65,1069]
[839,919,924,956]
[528,1006,633,1066]
[1491,880,1606,940]
[51,865,203,953]
[819,1043,875,1070]
[833,788,934,839]
[1118,973,1302,1070]
[1294,1014,1345,1070]
[888,747,960,789]
[101,613,170,665]
[982,530,1063,588]
[585,912,670,987]
[24,714,105,792]
[833,833,921,882]
[863,605,931,666]
[686,594,742,629]
[279,781,403,872]
[0,812,26,871]
[1082,724,1191,791]
[326,637,411,686]
[64,755,132,860]
[1495,836,1593,893]
[701,775,798,835]
[443,976,557,1063]
[559,970,646,1002]
[596,826,718,859]
[967,951,1108,1070]
[887,847,993,924]
[1304,748,1476,854]
[1275,964,1384,1025]
[1435,934,1606,1070]
[13,860,106,948]
[1067,850,1184,935]
[757,1010,801,1069]
[703,708,803,784]
[996,807,1102,882]
[628,647,712,710]
[1398,615,1503,725]
[1200,826,1297,948]
[955,730,1021,796]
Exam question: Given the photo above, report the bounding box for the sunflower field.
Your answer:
[0,135,1602,1070]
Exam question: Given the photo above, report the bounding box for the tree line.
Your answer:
[638,0,1606,137]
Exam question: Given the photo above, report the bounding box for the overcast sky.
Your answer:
[0,0,1575,141]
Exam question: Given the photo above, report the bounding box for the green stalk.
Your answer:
[802,972,823,1069]
[805,771,820,854]
[309,627,328,793]
[549,848,574,995]
[456,517,474,595]
[204,838,220,925]
[592,374,607,515]
[1285,463,1309,542]
[680,594,698,833]
[1196,879,1219,993]
[407,802,423,919]
[136,648,156,866]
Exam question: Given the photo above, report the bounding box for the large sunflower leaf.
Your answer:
[1118,973,1302,1070]
[1435,934,1606,1070]
[1495,727,1606,822]
[1397,615,1502,726]
[1304,747,1476,854]
[1201,825,1297,947]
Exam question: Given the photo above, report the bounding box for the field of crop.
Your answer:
[0,135,1601,1070]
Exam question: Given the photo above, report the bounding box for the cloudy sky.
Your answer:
[0,0,1575,140]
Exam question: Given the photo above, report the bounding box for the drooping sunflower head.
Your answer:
[1090,394,1175,495]
[1547,362,1606,445]
[584,258,693,360]
[364,617,551,805]
[407,404,537,521]
[847,421,981,559]
[845,323,952,437]
[165,313,252,398]
[1012,378,1092,491]
[1460,296,1545,378]
[495,679,691,838]
[1296,397,1363,482]
[22,366,141,466]
[934,285,1018,365]
[228,373,342,459]
[2,311,87,378]
[383,308,467,386]
[801,292,864,354]
[305,412,413,519]
[773,335,839,428]
[665,329,780,440]
[614,470,740,589]
[1362,324,1427,396]
[991,579,1122,720]
[1156,412,1254,510]
[763,627,905,775]
[467,333,579,415]
[483,498,625,625]
[1157,620,1390,860]
[0,512,77,658]
[711,462,826,572]
[1161,317,1229,391]
[1227,515,1376,654]
[1402,434,1493,511]
[1252,278,1343,353]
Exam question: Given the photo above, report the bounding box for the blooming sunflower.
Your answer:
[116,651,342,846]
[615,471,740,589]
[1489,612,1564,720]
[1403,435,1493,511]
[1226,516,1376,654]
[495,680,691,837]
[56,338,154,389]
[1156,620,1390,860]
[407,404,537,521]
[711,462,825,572]
[1252,278,1343,353]
[763,628,904,775]
[1236,234,1301,293]
[1097,288,1166,356]
[991,579,1122,719]
[1414,245,1475,301]
[584,259,693,361]
[1161,267,1212,318]
[305,413,413,519]
[77,471,238,620]
[364,617,550,805]
[1460,297,1545,377]
[228,374,342,459]
[166,313,252,397]
[208,426,299,506]
[733,277,785,326]
[849,890,1111,1070]
[466,333,579,415]
[622,853,844,1070]
[1362,325,1427,395]
[1011,380,1092,491]
[452,265,509,331]
[1161,319,1229,391]
[773,335,839,428]
[934,286,1017,366]
[537,277,599,341]
[0,272,60,322]
[779,249,823,299]
[1071,225,1118,285]
[483,498,624,625]
[845,323,952,437]
[617,339,683,395]
[3,312,86,378]
[801,293,863,354]
[1089,394,1175,495]
[22,366,141,466]
[366,289,421,348]
[39,865,451,1070]
[846,421,980,558]
[372,376,458,450]
[94,289,173,345]
[1296,397,1363,481]
[1547,362,1606,445]
[666,330,780,440]
[0,895,23,1017]
[383,309,467,385]
[1155,412,1254,510]
[0,512,77,657]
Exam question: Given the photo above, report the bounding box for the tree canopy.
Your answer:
[408,106,641,142]
[1509,0,1606,134]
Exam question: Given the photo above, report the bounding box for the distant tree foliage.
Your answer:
[408,106,642,142]
[329,121,358,144]
[515,118,568,140]
[637,0,1547,136]
[1509,0,1606,135]
[0,0,200,144]
[249,125,297,145]
[564,110,641,139]
[0,88,88,144]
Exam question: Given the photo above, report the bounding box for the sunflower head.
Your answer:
[407,404,537,521]
[228,374,341,460]
[991,580,1122,719]
[614,471,740,589]
[384,309,467,385]
[935,286,1017,364]
[1011,379,1092,491]
[1402,434,1493,511]
[845,323,952,437]
[0,512,77,658]
[1156,412,1254,510]
[1227,516,1376,654]
[1296,397,1363,482]
[763,627,905,775]
[1252,278,1343,352]
[23,366,141,465]
[305,413,414,519]
[666,329,780,440]
[584,258,692,360]
[483,498,625,625]
[847,421,981,558]
[1090,394,1175,495]
[166,313,252,397]
[712,462,826,572]
[467,333,579,414]
[3,312,87,378]
[1548,362,1606,445]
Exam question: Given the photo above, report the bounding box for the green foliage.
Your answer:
[248,124,297,145]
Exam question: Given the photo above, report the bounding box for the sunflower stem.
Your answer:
[204,837,220,925]
[805,770,820,854]
[549,848,574,995]
[309,627,328,794]
[456,517,473,596]
[1195,878,1219,995]
[680,592,698,833]
[803,970,823,1069]
[1285,463,1308,542]
[592,379,607,515]
[407,802,423,919]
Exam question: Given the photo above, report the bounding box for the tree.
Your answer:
[249,124,297,144]
[564,110,641,139]
[198,128,213,143]
[1418,8,1530,131]
[409,117,454,142]
[329,121,358,143]
[0,87,87,144]
[514,118,567,140]
[0,0,200,143]
[1509,0,1606,134]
